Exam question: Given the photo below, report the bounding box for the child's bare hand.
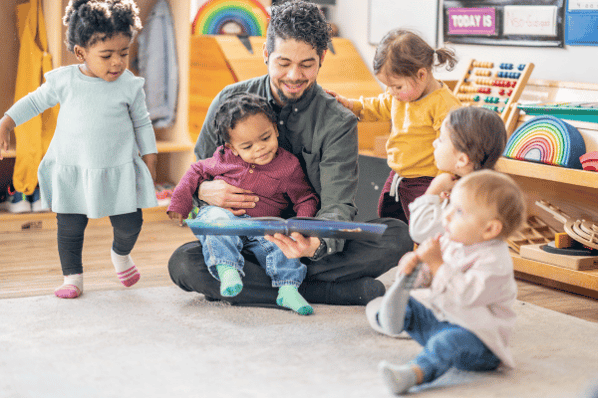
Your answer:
[324,89,354,111]
[0,115,16,160]
[167,211,185,227]
[415,234,443,275]
[396,251,421,277]
[425,173,458,197]
[142,153,158,182]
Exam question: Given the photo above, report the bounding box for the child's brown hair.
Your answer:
[445,107,507,171]
[373,29,458,79]
[456,170,526,240]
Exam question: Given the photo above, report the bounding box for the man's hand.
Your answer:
[264,232,321,259]
[167,210,185,227]
[198,179,259,216]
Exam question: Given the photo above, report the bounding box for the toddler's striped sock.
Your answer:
[111,249,140,287]
[54,274,83,299]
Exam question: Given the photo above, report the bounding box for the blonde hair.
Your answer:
[455,170,526,239]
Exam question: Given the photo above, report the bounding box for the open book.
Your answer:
[185,217,387,241]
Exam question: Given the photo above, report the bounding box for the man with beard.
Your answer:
[167,0,413,306]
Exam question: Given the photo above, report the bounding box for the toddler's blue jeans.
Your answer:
[404,297,501,383]
[196,206,306,288]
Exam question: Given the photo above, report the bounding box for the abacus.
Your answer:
[452,59,534,122]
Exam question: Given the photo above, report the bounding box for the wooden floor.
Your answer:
[2,215,598,323]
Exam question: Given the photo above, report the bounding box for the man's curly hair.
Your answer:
[266,0,331,58]
[213,93,278,152]
[63,0,142,51]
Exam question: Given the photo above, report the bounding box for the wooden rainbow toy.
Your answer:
[192,0,270,36]
[503,115,586,169]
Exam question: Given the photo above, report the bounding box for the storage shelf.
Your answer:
[2,148,16,158]
[0,205,170,232]
[512,253,598,298]
[156,140,193,153]
[2,142,191,159]
[495,157,598,189]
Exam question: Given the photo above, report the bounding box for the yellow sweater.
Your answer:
[353,84,461,178]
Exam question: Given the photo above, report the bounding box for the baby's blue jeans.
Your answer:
[196,206,307,288]
[404,297,501,383]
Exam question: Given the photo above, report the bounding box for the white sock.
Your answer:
[378,264,421,335]
[111,249,140,287]
[111,249,134,272]
[379,361,418,395]
[55,274,83,298]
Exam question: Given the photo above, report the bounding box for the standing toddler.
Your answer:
[0,0,157,298]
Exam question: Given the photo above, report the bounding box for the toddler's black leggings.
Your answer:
[56,209,143,276]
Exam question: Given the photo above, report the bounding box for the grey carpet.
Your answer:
[1,286,597,398]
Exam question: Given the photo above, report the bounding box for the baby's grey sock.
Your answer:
[377,264,420,335]
[379,361,418,395]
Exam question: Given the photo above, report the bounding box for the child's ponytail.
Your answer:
[434,47,458,72]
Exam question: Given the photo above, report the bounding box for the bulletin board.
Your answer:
[368,0,439,46]
[566,1,598,46]
[443,0,565,47]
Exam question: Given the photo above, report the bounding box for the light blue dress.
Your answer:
[6,65,158,218]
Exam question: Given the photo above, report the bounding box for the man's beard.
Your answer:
[276,80,314,104]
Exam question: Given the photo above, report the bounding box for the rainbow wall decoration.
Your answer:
[503,115,585,169]
[192,0,270,37]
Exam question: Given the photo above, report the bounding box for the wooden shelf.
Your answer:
[3,142,191,158]
[156,140,193,153]
[2,148,16,158]
[495,158,598,189]
[0,206,170,232]
[512,253,598,298]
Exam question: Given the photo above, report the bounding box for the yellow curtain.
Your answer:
[13,0,58,195]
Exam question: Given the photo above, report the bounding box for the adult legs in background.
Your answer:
[377,171,434,223]
[168,217,412,306]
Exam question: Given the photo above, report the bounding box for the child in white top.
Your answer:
[367,170,526,394]
[0,0,157,298]
[409,106,508,244]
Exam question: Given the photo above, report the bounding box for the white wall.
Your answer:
[329,0,598,85]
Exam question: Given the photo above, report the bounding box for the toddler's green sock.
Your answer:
[276,285,313,315]
[216,265,243,297]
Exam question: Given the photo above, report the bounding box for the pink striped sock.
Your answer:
[117,266,140,287]
[55,274,83,299]
[111,249,140,287]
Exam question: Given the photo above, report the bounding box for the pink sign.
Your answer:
[448,8,496,35]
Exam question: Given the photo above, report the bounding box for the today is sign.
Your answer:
[448,7,496,35]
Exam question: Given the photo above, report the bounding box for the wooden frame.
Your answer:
[452,59,534,123]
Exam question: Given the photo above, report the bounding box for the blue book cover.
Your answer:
[186,217,387,241]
